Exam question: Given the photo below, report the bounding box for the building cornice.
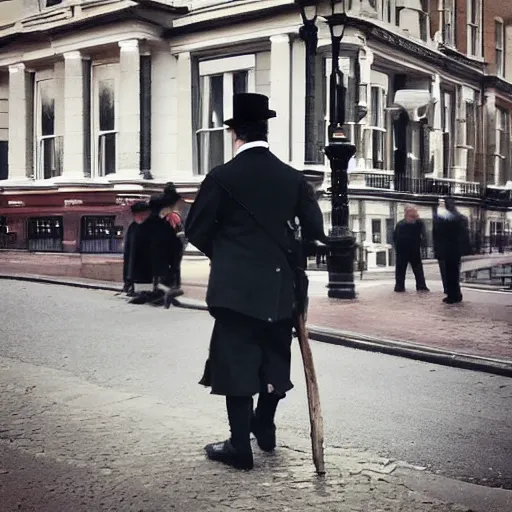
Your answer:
[483,75,512,97]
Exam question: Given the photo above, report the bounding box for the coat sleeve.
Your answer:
[123,223,133,283]
[419,220,428,248]
[296,176,327,244]
[185,174,222,259]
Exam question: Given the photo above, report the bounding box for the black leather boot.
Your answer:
[251,392,283,452]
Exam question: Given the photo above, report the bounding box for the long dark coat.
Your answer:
[433,213,471,261]
[185,146,326,323]
[185,146,325,396]
[123,215,177,284]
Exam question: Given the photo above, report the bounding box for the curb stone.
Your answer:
[2,274,511,378]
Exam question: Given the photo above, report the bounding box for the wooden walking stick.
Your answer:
[296,310,325,475]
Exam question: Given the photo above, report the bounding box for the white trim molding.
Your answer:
[199,54,256,76]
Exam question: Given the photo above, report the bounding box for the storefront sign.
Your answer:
[64,199,84,207]
[116,197,148,206]
[7,200,25,207]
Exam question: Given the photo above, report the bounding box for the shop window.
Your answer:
[195,55,255,175]
[27,216,63,252]
[80,216,123,253]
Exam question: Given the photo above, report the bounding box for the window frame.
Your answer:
[34,75,62,180]
[495,19,505,77]
[495,107,510,186]
[195,54,256,175]
[440,0,456,46]
[466,0,482,58]
[91,62,119,178]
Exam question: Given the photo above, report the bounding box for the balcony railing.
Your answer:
[349,171,512,206]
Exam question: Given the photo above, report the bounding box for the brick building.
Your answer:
[0,0,510,269]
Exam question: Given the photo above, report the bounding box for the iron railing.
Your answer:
[27,216,63,252]
[355,172,512,206]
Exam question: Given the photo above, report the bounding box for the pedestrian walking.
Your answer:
[185,92,326,471]
[122,201,153,297]
[393,205,429,292]
[433,197,471,304]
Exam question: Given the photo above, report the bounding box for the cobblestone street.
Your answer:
[1,280,511,511]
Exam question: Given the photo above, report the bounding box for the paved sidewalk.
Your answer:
[0,355,493,512]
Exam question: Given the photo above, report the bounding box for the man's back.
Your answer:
[185,147,325,323]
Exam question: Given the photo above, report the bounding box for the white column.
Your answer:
[62,51,86,179]
[176,52,193,175]
[8,64,31,181]
[117,39,140,179]
[485,92,497,186]
[290,38,305,167]
[151,48,178,181]
[430,74,443,177]
[269,34,291,163]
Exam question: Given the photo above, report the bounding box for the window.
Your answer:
[195,55,255,175]
[495,20,505,77]
[467,0,482,57]
[495,108,510,186]
[45,0,62,6]
[369,86,387,170]
[372,219,382,244]
[0,141,6,180]
[441,0,455,46]
[465,100,477,180]
[35,78,62,180]
[441,90,454,178]
[93,64,119,177]
[27,216,63,252]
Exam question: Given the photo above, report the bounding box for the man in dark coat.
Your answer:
[433,197,471,304]
[123,201,153,295]
[393,205,429,292]
[185,93,326,471]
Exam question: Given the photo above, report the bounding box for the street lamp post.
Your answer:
[298,1,319,164]
[297,0,357,299]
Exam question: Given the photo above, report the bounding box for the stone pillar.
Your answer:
[62,51,87,179]
[8,64,32,181]
[290,38,305,167]
[176,52,193,175]
[117,39,140,179]
[358,48,372,170]
[269,34,291,163]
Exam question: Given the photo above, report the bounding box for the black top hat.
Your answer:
[130,201,150,213]
[224,93,277,127]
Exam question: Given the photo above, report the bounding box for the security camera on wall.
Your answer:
[394,90,433,122]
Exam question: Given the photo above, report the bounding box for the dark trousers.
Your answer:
[438,258,462,300]
[226,393,282,454]
[395,251,427,290]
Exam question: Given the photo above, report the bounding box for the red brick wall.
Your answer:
[482,0,512,74]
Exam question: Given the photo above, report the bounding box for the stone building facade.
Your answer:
[0,0,510,266]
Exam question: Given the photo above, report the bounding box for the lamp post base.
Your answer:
[326,228,356,299]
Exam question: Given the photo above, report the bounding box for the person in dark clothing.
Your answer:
[433,197,471,304]
[122,201,152,296]
[393,206,429,292]
[185,93,326,471]
[159,188,185,296]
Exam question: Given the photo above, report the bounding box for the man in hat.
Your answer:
[185,93,326,471]
[123,201,153,296]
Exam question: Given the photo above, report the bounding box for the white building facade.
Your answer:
[0,0,511,264]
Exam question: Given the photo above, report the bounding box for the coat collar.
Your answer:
[234,140,269,157]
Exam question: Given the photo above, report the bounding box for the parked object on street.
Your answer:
[186,93,326,471]
[393,206,429,293]
[433,197,471,304]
